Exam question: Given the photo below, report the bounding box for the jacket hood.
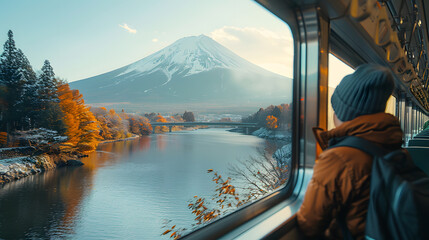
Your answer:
[314,112,403,151]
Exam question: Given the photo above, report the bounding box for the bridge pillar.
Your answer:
[169,126,172,132]
[152,127,155,134]
[245,127,249,135]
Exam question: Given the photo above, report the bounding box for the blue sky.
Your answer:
[0,0,294,82]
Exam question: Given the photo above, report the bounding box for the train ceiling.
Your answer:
[258,0,429,112]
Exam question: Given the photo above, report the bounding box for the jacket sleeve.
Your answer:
[296,150,349,238]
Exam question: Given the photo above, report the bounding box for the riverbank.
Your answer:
[252,127,292,141]
[0,148,83,184]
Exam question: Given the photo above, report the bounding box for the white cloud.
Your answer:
[210,26,293,78]
[152,38,159,42]
[119,23,137,34]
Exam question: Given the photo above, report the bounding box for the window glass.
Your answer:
[0,1,294,239]
[385,95,396,116]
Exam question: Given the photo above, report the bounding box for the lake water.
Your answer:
[0,128,285,239]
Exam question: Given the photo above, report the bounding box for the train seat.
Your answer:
[406,147,429,176]
[408,139,429,147]
[414,130,429,139]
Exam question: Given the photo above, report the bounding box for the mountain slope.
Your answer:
[70,35,292,112]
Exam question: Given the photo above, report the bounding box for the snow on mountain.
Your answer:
[70,35,292,112]
[117,35,263,80]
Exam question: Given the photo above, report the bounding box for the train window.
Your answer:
[386,95,396,116]
[0,1,294,239]
[328,54,354,130]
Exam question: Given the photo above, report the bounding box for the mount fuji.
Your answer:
[70,35,292,113]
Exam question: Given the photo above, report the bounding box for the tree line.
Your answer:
[0,30,197,153]
[242,103,292,130]
[0,31,142,152]
[0,30,104,152]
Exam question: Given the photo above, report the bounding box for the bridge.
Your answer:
[150,122,258,134]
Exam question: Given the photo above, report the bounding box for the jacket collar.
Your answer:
[313,112,403,151]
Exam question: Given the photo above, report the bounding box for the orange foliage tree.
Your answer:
[106,109,128,139]
[57,82,100,153]
[266,115,278,129]
[91,107,152,140]
[95,114,113,140]
[242,103,292,130]
[129,116,152,135]
[77,108,100,153]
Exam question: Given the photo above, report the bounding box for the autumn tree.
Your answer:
[266,115,278,129]
[129,115,152,136]
[243,103,292,130]
[106,109,128,139]
[57,82,80,150]
[77,106,100,153]
[57,81,100,153]
[90,107,113,140]
[91,107,130,140]
[91,107,152,140]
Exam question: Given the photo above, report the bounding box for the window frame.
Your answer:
[183,2,328,239]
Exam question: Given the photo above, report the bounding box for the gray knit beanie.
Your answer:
[331,64,395,122]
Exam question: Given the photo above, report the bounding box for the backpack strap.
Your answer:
[338,210,354,240]
[328,136,385,157]
[328,136,385,240]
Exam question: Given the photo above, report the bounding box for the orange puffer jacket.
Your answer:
[297,113,403,240]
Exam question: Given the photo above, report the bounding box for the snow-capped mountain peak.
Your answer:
[70,34,292,110]
[117,35,258,80]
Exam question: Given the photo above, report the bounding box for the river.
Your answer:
[0,128,287,239]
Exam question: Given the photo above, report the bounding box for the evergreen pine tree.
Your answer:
[0,30,25,131]
[15,49,39,129]
[35,60,64,131]
[38,60,58,103]
[0,31,59,133]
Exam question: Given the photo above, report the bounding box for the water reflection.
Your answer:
[0,129,287,239]
[0,167,92,239]
[157,135,167,151]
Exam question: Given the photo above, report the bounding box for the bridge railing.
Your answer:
[149,122,258,133]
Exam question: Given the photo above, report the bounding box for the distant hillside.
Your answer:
[70,35,292,113]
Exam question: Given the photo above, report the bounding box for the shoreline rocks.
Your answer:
[252,127,292,141]
[0,153,84,184]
